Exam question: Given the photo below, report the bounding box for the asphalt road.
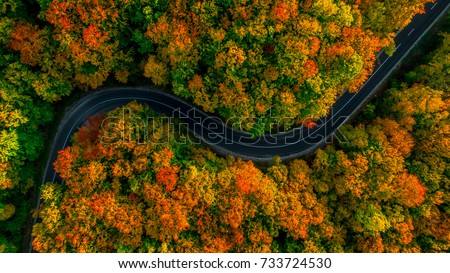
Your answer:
[29,0,449,252]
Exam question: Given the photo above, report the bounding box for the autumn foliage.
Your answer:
[32,102,325,252]
[33,29,450,253]
[138,0,432,131]
[0,0,445,253]
[34,65,450,253]
[6,0,433,129]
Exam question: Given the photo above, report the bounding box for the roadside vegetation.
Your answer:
[33,32,449,252]
[0,0,443,252]
[6,0,432,131]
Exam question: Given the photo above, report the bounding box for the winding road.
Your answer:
[29,1,449,252]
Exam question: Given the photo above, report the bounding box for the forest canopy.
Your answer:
[6,0,433,131]
[0,0,444,252]
[33,29,450,251]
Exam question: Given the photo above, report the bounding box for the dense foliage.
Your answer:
[0,0,442,252]
[0,4,56,252]
[141,0,432,131]
[33,32,449,251]
[7,0,432,131]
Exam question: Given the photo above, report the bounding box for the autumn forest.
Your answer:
[0,0,449,253]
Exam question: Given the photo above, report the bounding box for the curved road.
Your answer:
[30,1,448,252]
